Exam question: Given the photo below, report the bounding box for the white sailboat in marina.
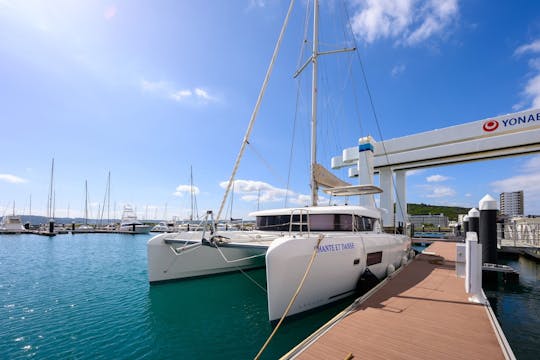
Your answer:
[38,158,57,236]
[75,180,94,232]
[147,0,412,322]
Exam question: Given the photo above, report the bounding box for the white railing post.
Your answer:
[465,231,483,303]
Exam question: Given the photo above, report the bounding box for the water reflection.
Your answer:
[485,255,540,360]
[146,270,271,359]
[144,269,355,359]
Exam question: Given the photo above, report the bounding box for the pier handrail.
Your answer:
[497,222,540,249]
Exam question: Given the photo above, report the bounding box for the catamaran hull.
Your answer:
[147,232,268,283]
[265,233,410,322]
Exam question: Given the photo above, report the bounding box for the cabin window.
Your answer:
[366,251,383,266]
[354,216,374,231]
[256,214,364,232]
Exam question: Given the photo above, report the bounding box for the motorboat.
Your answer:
[119,205,151,234]
[151,222,169,232]
[151,221,177,233]
[0,215,26,233]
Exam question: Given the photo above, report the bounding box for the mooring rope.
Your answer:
[254,234,324,360]
[213,243,266,264]
[238,267,267,294]
[212,241,268,293]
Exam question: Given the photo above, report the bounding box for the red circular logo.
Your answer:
[482,120,499,132]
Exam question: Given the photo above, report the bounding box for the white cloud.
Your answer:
[391,64,406,77]
[219,179,311,206]
[418,184,456,198]
[173,184,200,197]
[524,74,540,108]
[194,88,216,102]
[0,174,28,184]
[491,173,540,198]
[406,169,425,176]
[350,0,459,46]
[140,79,219,105]
[514,39,540,56]
[426,174,449,182]
[169,90,192,101]
[425,185,456,198]
[491,173,540,211]
[406,0,458,45]
[522,155,540,173]
[491,156,540,214]
[528,58,540,71]
[515,39,540,109]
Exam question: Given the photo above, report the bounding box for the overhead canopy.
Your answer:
[313,163,350,188]
[323,184,383,197]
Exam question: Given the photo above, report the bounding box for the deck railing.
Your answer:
[497,222,540,248]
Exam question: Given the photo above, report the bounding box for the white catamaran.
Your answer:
[147,0,411,322]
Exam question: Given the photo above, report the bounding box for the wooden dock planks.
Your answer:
[288,242,506,360]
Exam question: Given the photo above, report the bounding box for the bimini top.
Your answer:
[249,204,381,220]
[323,184,382,197]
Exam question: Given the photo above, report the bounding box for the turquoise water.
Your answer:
[0,234,352,359]
[3,234,539,359]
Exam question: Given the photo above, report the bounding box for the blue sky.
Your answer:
[1,0,540,221]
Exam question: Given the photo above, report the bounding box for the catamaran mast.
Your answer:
[310,0,320,206]
[293,0,354,206]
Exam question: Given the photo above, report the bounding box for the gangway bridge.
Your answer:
[331,108,540,227]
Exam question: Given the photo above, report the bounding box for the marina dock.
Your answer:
[283,241,515,359]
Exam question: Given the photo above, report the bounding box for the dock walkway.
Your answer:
[284,242,512,359]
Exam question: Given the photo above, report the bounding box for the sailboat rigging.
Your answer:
[147,0,411,323]
[189,166,198,221]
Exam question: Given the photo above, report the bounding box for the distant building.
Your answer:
[409,213,449,228]
[500,191,524,217]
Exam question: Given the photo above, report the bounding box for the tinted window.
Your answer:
[255,214,376,232]
[354,216,374,231]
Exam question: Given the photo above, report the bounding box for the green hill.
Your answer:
[407,203,469,221]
